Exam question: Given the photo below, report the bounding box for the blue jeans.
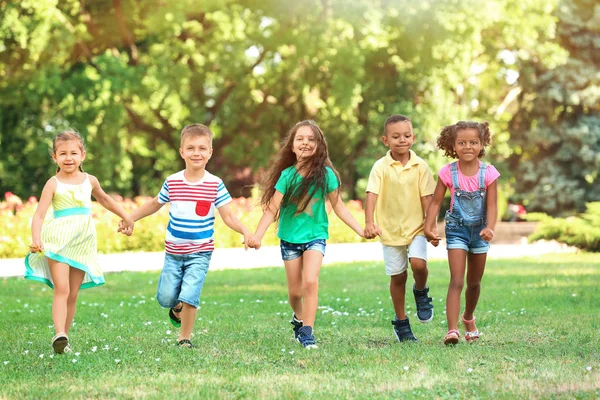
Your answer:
[156,251,212,309]
[280,239,326,261]
[445,217,490,254]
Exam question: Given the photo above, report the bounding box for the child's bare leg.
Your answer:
[48,259,70,335]
[284,256,304,320]
[65,267,85,334]
[464,253,486,324]
[298,250,323,328]
[390,271,408,319]
[410,258,428,290]
[178,303,198,341]
[446,249,467,332]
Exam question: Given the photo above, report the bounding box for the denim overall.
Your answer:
[444,162,490,254]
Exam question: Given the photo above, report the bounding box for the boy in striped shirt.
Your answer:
[126,124,254,348]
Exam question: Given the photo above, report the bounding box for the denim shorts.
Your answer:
[445,218,490,254]
[280,239,326,261]
[156,251,212,309]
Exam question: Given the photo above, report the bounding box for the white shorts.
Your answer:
[382,235,428,276]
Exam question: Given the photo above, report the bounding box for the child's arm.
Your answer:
[328,190,365,238]
[217,204,253,250]
[364,192,382,239]
[252,191,284,248]
[481,180,498,242]
[420,195,433,219]
[129,196,164,222]
[30,178,57,252]
[424,180,447,247]
[89,175,134,232]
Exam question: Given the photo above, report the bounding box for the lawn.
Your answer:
[0,253,599,399]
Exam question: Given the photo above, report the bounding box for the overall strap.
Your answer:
[450,162,460,190]
[478,162,487,190]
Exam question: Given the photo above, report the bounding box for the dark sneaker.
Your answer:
[413,284,434,323]
[392,317,418,342]
[290,313,303,339]
[297,326,318,349]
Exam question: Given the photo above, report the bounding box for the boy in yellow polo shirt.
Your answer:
[364,114,436,342]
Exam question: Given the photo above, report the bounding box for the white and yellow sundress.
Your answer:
[24,174,104,289]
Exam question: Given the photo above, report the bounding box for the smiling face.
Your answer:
[52,139,86,173]
[382,120,414,160]
[179,134,213,171]
[453,128,482,162]
[292,126,317,161]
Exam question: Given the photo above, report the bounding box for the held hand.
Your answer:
[480,227,495,242]
[364,223,381,240]
[424,228,441,247]
[118,219,134,236]
[246,234,262,250]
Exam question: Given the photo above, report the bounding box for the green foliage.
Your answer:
[0,0,564,204]
[1,254,599,398]
[529,202,600,251]
[508,0,600,215]
[0,194,367,259]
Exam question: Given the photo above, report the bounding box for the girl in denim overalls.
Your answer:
[424,121,500,345]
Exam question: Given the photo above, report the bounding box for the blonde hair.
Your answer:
[52,130,86,173]
[181,124,213,147]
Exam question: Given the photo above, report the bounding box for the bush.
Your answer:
[0,193,368,259]
[529,202,600,252]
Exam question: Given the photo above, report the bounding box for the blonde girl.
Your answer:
[25,130,134,353]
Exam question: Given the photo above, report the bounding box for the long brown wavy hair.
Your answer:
[437,121,491,158]
[260,120,340,218]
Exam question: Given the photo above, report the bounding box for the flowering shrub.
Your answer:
[0,193,368,259]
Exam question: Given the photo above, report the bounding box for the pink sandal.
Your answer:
[461,314,480,342]
[444,329,460,345]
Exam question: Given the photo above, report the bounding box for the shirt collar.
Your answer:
[385,150,417,167]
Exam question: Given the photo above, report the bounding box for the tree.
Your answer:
[508,0,600,215]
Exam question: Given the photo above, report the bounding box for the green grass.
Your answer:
[1,253,599,399]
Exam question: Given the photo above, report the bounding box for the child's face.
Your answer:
[453,128,482,162]
[382,121,414,159]
[292,126,317,161]
[179,135,212,170]
[52,140,86,173]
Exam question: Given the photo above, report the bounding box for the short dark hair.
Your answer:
[384,114,412,134]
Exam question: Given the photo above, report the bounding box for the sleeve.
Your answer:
[365,162,382,195]
[437,165,452,188]
[419,163,436,197]
[215,180,232,208]
[484,164,501,188]
[274,170,289,195]
[325,167,340,194]
[157,179,170,204]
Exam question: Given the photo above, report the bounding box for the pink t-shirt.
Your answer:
[438,161,500,211]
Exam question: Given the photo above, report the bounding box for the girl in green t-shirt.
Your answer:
[249,120,371,349]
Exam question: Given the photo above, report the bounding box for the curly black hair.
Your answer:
[436,121,491,158]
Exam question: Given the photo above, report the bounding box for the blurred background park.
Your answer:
[1,0,599,257]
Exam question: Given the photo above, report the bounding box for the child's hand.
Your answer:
[424,228,441,247]
[480,227,495,242]
[29,241,44,253]
[364,223,382,239]
[118,219,134,236]
[246,234,261,250]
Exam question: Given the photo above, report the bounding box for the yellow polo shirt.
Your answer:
[366,150,435,246]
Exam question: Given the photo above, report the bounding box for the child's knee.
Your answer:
[409,258,427,273]
[303,278,319,293]
[391,271,408,285]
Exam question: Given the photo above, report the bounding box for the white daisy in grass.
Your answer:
[289,351,294,355]
[467,368,473,373]
[586,366,592,371]
[572,293,577,297]
[75,352,80,356]
[155,358,160,362]
[49,355,54,359]
[23,350,29,355]
[166,330,172,335]
[403,366,409,371]
[91,346,97,352]
[281,348,285,352]
[240,299,244,302]
[3,361,8,365]
[138,351,143,354]
[113,348,118,351]
[72,359,77,363]
[102,345,110,351]
[115,359,121,363]
[39,354,44,358]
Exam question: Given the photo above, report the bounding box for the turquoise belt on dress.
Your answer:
[53,207,92,218]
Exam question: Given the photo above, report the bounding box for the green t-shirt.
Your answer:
[275,166,340,243]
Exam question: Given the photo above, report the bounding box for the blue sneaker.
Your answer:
[392,317,418,342]
[297,326,318,349]
[413,284,434,323]
[290,313,303,339]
